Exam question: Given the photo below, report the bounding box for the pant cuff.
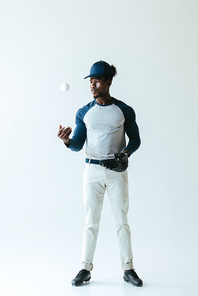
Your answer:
[122,262,134,270]
[82,262,94,271]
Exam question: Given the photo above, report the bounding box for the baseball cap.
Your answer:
[84,60,113,79]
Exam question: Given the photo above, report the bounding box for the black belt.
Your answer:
[85,158,107,165]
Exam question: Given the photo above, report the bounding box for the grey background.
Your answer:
[0,0,197,295]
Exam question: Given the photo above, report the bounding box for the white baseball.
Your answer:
[60,83,70,92]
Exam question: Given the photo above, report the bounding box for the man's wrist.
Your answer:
[122,150,130,157]
[64,140,70,147]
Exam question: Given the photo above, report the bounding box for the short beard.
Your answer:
[93,92,104,99]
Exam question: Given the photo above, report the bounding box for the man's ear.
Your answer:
[107,79,112,86]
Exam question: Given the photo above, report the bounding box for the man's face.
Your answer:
[90,76,111,99]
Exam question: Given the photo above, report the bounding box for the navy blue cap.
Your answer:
[84,60,113,79]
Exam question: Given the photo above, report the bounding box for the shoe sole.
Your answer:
[72,275,91,287]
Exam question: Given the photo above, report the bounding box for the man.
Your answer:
[58,60,143,287]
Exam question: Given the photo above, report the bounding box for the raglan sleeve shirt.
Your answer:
[65,98,140,158]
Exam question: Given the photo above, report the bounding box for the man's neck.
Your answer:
[96,94,113,105]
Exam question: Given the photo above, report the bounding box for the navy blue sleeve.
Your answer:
[124,106,141,156]
[65,107,87,152]
[114,99,141,156]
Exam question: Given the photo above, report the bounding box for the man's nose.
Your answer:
[90,81,96,88]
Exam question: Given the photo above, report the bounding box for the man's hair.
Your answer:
[103,65,117,81]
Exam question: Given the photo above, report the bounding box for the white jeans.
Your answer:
[82,163,134,271]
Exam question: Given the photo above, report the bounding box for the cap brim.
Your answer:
[84,73,105,79]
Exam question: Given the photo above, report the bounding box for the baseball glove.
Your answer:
[101,152,128,172]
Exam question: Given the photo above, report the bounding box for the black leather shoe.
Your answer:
[71,269,91,286]
[123,269,143,287]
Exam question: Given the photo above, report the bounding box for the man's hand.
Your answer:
[57,125,72,146]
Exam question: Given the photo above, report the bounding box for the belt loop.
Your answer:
[89,159,91,165]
